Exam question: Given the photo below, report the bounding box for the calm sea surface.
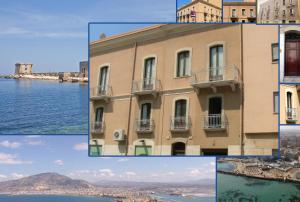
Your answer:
[218,162,300,202]
[0,194,214,202]
[0,195,113,202]
[155,193,215,202]
[0,78,88,134]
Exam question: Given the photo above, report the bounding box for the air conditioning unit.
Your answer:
[113,129,125,141]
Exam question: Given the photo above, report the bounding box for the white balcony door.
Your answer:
[287,92,292,109]
[143,58,155,89]
[209,45,223,81]
[99,66,108,92]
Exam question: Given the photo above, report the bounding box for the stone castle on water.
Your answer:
[13,61,88,82]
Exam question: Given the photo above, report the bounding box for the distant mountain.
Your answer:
[0,172,95,193]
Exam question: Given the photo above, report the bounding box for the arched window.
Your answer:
[99,66,109,94]
[143,57,155,90]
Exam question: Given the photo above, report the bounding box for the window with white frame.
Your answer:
[176,50,190,77]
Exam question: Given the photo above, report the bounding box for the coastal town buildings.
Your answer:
[89,24,278,156]
[80,61,88,78]
[258,0,299,24]
[280,26,300,82]
[15,63,33,75]
[223,0,256,23]
[177,0,222,23]
[280,85,300,124]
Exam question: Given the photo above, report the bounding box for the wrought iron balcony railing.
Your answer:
[90,121,105,134]
[90,85,112,101]
[286,108,297,122]
[203,114,227,130]
[191,65,240,91]
[135,119,155,133]
[170,116,191,132]
[132,78,161,95]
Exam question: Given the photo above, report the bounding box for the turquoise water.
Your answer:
[0,78,88,134]
[218,172,300,202]
[156,193,215,202]
[0,195,113,202]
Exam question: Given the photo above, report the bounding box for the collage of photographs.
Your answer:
[0,0,300,201]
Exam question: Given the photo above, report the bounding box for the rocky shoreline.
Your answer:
[218,160,300,184]
[0,74,88,83]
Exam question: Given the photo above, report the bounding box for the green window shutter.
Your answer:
[135,146,152,156]
[89,145,102,156]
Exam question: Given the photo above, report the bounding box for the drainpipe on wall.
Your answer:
[240,24,245,156]
[125,42,138,156]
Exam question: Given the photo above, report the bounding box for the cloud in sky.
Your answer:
[73,143,88,151]
[54,160,64,166]
[0,153,32,165]
[117,158,129,162]
[0,140,22,149]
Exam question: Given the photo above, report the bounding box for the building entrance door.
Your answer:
[285,31,300,76]
[171,142,186,156]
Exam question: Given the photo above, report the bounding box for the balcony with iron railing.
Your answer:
[203,114,228,131]
[135,119,155,133]
[248,13,256,19]
[286,108,297,122]
[90,121,105,134]
[231,13,238,18]
[191,65,240,92]
[170,116,191,132]
[287,1,296,7]
[90,85,112,102]
[132,78,161,96]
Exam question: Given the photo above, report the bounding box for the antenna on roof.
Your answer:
[99,33,106,39]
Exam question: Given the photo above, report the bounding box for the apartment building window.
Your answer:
[99,66,109,94]
[242,9,246,16]
[250,9,254,17]
[290,9,294,15]
[208,97,223,128]
[172,99,188,130]
[209,45,224,81]
[143,57,155,90]
[95,107,104,123]
[135,146,152,156]
[283,0,285,5]
[283,10,286,16]
[272,43,278,62]
[231,9,236,17]
[273,92,278,114]
[176,50,190,77]
[89,140,102,157]
[139,103,152,131]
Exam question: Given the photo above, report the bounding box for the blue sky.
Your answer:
[0,0,176,74]
[0,136,215,183]
[177,0,191,8]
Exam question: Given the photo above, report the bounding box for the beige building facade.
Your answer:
[15,63,33,75]
[89,24,278,156]
[280,84,300,124]
[177,0,222,23]
[223,1,256,23]
[258,0,299,24]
